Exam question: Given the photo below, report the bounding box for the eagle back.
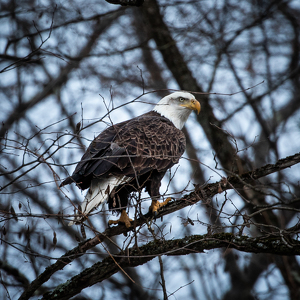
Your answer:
[71,111,186,181]
[111,111,186,176]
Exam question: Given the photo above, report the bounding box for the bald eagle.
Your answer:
[60,92,200,227]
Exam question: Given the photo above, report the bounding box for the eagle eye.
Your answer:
[179,97,185,102]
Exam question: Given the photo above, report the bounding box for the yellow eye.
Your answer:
[179,97,185,102]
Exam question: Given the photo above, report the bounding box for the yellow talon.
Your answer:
[108,210,133,228]
[149,197,172,215]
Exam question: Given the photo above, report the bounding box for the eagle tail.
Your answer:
[68,176,128,226]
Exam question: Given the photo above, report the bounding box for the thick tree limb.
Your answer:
[141,0,239,173]
[41,233,300,300]
[18,151,300,300]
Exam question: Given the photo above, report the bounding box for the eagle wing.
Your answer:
[60,111,186,189]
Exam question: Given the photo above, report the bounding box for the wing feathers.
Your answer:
[61,111,186,190]
[68,176,130,225]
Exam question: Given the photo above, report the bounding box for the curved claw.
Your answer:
[149,198,172,216]
[108,210,133,228]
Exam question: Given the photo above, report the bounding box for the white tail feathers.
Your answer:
[68,176,129,226]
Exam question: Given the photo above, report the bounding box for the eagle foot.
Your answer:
[149,198,172,216]
[108,210,133,228]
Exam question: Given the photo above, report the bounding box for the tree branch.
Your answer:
[41,233,300,300]
[105,0,144,6]
[18,151,300,300]
[0,9,123,141]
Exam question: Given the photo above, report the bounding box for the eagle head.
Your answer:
[153,91,201,129]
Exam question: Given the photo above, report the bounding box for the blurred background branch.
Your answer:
[1,0,300,299]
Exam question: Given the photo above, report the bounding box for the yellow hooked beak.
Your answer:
[180,99,201,114]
